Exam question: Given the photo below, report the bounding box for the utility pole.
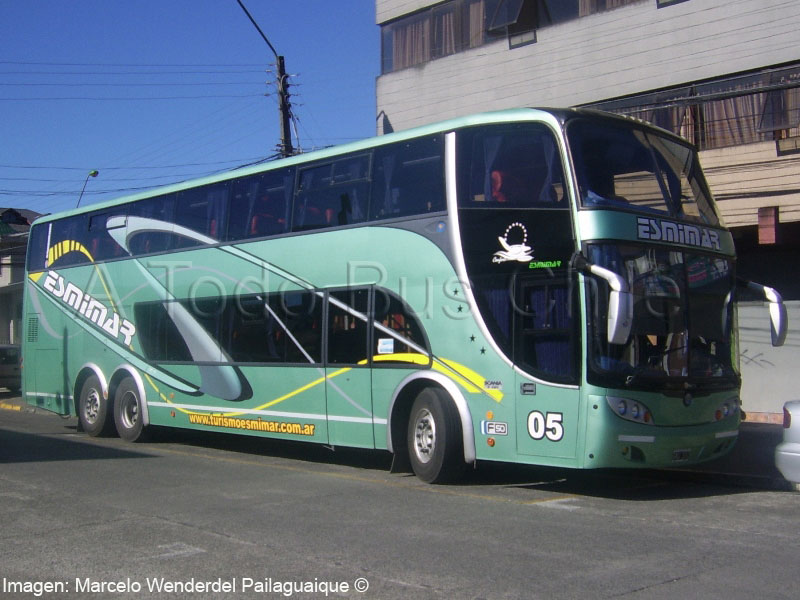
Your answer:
[236,0,294,157]
[275,55,294,158]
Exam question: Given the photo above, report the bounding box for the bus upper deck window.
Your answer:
[463,124,566,208]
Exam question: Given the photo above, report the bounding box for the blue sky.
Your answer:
[0,1,379,216]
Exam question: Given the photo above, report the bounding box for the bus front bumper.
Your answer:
[586,420,740,469]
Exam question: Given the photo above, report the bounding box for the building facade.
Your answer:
[0,209,40,344]
[375,0,800,418]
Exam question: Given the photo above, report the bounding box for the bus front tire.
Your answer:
[407,387,465,484]
[114,378,148,442]
[78,374,114,437]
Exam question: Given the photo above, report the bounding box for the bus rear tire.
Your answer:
[78,374,114,437]
[114,378,148,442]
[407,387,465,484]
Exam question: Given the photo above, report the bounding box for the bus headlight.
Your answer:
[607,396,654,425]
[715,397,739,421]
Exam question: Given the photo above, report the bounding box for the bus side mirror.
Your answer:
[590,264,633,345]
[742,280,788,347]
[572,254,632,345]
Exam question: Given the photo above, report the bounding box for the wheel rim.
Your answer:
[83,389,101,425]
[412,408,436,464]
[119,390,139,430]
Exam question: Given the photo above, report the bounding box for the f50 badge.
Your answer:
[481,421,508,436]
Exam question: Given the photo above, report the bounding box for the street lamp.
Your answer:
[76,170,99,208]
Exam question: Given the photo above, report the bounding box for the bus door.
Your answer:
[513,275,580,460]
[325,288,374,448]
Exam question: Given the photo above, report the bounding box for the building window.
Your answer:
[382,0,488,73]
[587,65,800,151]
[381,0,644,74]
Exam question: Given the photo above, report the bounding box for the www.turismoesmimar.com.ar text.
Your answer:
[2,576,370,596]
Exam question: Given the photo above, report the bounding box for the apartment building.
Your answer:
[375,0,800,417]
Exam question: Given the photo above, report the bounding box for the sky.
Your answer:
[0,1,380,216]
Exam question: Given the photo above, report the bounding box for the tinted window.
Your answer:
[328,288,370,365]
[226,291,323,364]
[569,119,720,225]
[228,168,294,240]
[134,302,193,362]
[174,182,229,245]
[293,155,370,231]
[372,136,444,219]
[373,289,430,362]
[46,214,92,267]
[85,209,128,262]
[135,289,324,365]
[126,195,177,256]
[26,223,49,271]
[460,123,567,207]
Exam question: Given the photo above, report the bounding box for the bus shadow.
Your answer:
[462,461,782,500]
[145,426,779,499]
[149,426,394,473]
[0,427,155,464]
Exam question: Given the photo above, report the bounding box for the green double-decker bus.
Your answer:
[22,108,787,482]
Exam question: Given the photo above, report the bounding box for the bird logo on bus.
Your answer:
[492,222,534,264]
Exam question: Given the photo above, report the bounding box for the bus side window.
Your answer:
[46,214,91,268]
[327,289,369,365]
[294,163,333,231]
[126,195,176,256]
[221,291,323,364]
[463,125,566,207]
[372,288,430,361]
[87,210,127,262]
[278,290,323,364]
[25,223,49,272]
[228,169,294,241]
[174,182,229,245]
[371,135,444,220]
[294,156,370,232]
[331,155,369,226]
[134,301,193,362]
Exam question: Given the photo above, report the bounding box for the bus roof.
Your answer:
[31,106,684,226]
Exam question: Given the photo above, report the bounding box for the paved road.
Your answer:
[1,395,798,599]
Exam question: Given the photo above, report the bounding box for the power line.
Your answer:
[0,60,264,67]
[0,158,265,171]
[0,94,261,101]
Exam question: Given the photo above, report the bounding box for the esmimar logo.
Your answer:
[637,217,721,251]
[493,222,534,263]
[40,270,136,346]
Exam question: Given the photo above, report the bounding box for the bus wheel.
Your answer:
[78,374,114,437]
[407,388,465,484]
[114,378,148,442]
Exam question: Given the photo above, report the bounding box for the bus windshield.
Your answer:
[586,243,738,390]
[568,117,720,226]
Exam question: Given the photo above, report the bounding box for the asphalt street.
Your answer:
[1,393,799,599]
